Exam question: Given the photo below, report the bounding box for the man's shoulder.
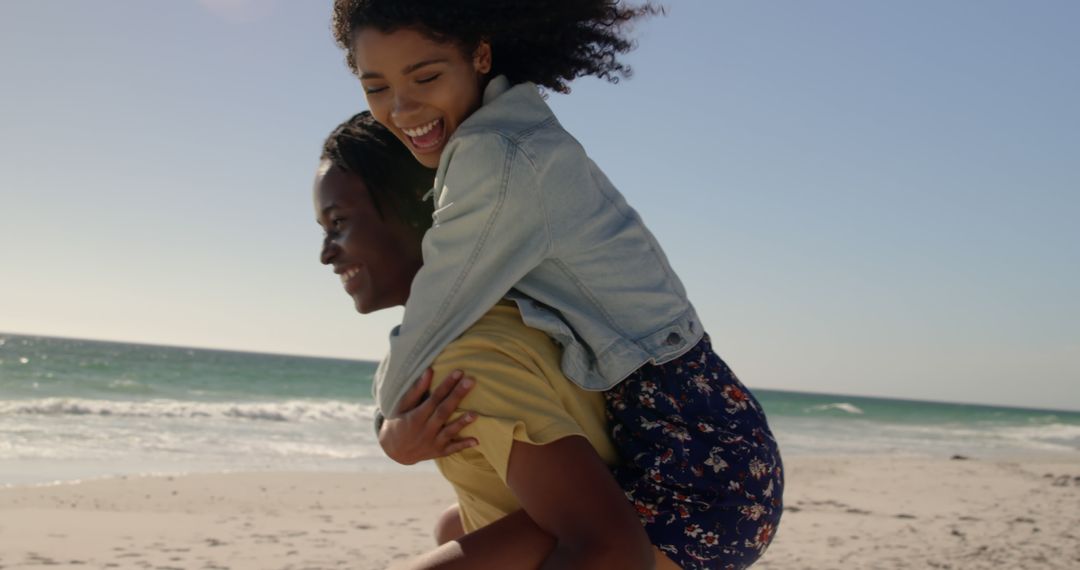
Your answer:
[428,303,565,402]
[432,303,560,376]
[444,303,544,355]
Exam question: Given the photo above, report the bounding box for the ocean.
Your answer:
[2,333,1078,486]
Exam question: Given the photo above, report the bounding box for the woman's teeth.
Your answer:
[402,119,440,138]
[340,267,361,283]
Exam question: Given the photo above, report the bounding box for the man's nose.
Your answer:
[320,237,338,265]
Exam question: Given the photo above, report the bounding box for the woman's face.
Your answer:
[352,27,491,169]
[314,161,423,314]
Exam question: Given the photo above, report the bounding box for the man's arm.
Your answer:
[506,436,655,570]
[394,437,655,570]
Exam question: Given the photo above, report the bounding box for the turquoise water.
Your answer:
[2,333,1078,485]
[0,334,372,403]
[754,389,1080,457]
[1,334,382,486]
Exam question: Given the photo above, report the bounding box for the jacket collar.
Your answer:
[467,76,552,133]
[482,75,511,105]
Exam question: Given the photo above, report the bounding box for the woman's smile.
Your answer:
[400,118,444,147]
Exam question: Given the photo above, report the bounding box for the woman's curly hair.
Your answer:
[331,0,661,93]
[321,111,435,232]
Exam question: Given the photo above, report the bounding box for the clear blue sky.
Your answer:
[1,1,1077,411]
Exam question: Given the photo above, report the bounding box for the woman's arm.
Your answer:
[396,436,654,570]
[374,132,549,415]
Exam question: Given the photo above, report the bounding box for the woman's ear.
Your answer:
[473,40,492,75]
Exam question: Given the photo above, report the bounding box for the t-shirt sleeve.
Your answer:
[429,330,586,484]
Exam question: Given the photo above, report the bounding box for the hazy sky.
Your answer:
[1,1,1077,411]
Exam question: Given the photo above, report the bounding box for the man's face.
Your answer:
[314,161,423,313]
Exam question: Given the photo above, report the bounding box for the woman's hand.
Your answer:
[378,368,479,465]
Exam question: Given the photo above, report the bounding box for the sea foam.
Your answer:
[806,402,865,415]
[0,398,377,423]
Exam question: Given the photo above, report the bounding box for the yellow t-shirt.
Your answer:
[430,302,619,533]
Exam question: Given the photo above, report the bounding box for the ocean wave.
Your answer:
[875,421,1080,447]
[770,415,1080,456]
[993,422,1080,450]
[806,402,865,415]
[0,398,377,423]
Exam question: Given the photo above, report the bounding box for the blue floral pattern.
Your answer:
[605,335,783,569]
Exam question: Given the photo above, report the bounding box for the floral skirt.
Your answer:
[605,334,783,569]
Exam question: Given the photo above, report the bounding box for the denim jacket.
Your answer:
[373,75,703,415]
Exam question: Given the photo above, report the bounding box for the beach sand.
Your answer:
[1,456,1078,569]
[757,455,1080,569]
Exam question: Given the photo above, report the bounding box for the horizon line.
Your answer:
[3,330,1078,415]
[0,330,377,366]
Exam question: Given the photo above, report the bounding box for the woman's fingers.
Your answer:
[442,437,480,455]
[421,370,471,416]
[375,369,480,463]
[394,368,434,415]
[424,369,465,413]
[437,411,478,444]
[430,375,474,428]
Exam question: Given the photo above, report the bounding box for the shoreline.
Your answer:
[4,447,1075,489]
[1,455,1077,569]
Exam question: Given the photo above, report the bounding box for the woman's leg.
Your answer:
[603,335,784,569]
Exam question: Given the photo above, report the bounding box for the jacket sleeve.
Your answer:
[373,132,551,414]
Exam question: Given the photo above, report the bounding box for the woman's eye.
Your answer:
[363,85,387,95]
[417,73,441,84]
[332,217,346,229]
